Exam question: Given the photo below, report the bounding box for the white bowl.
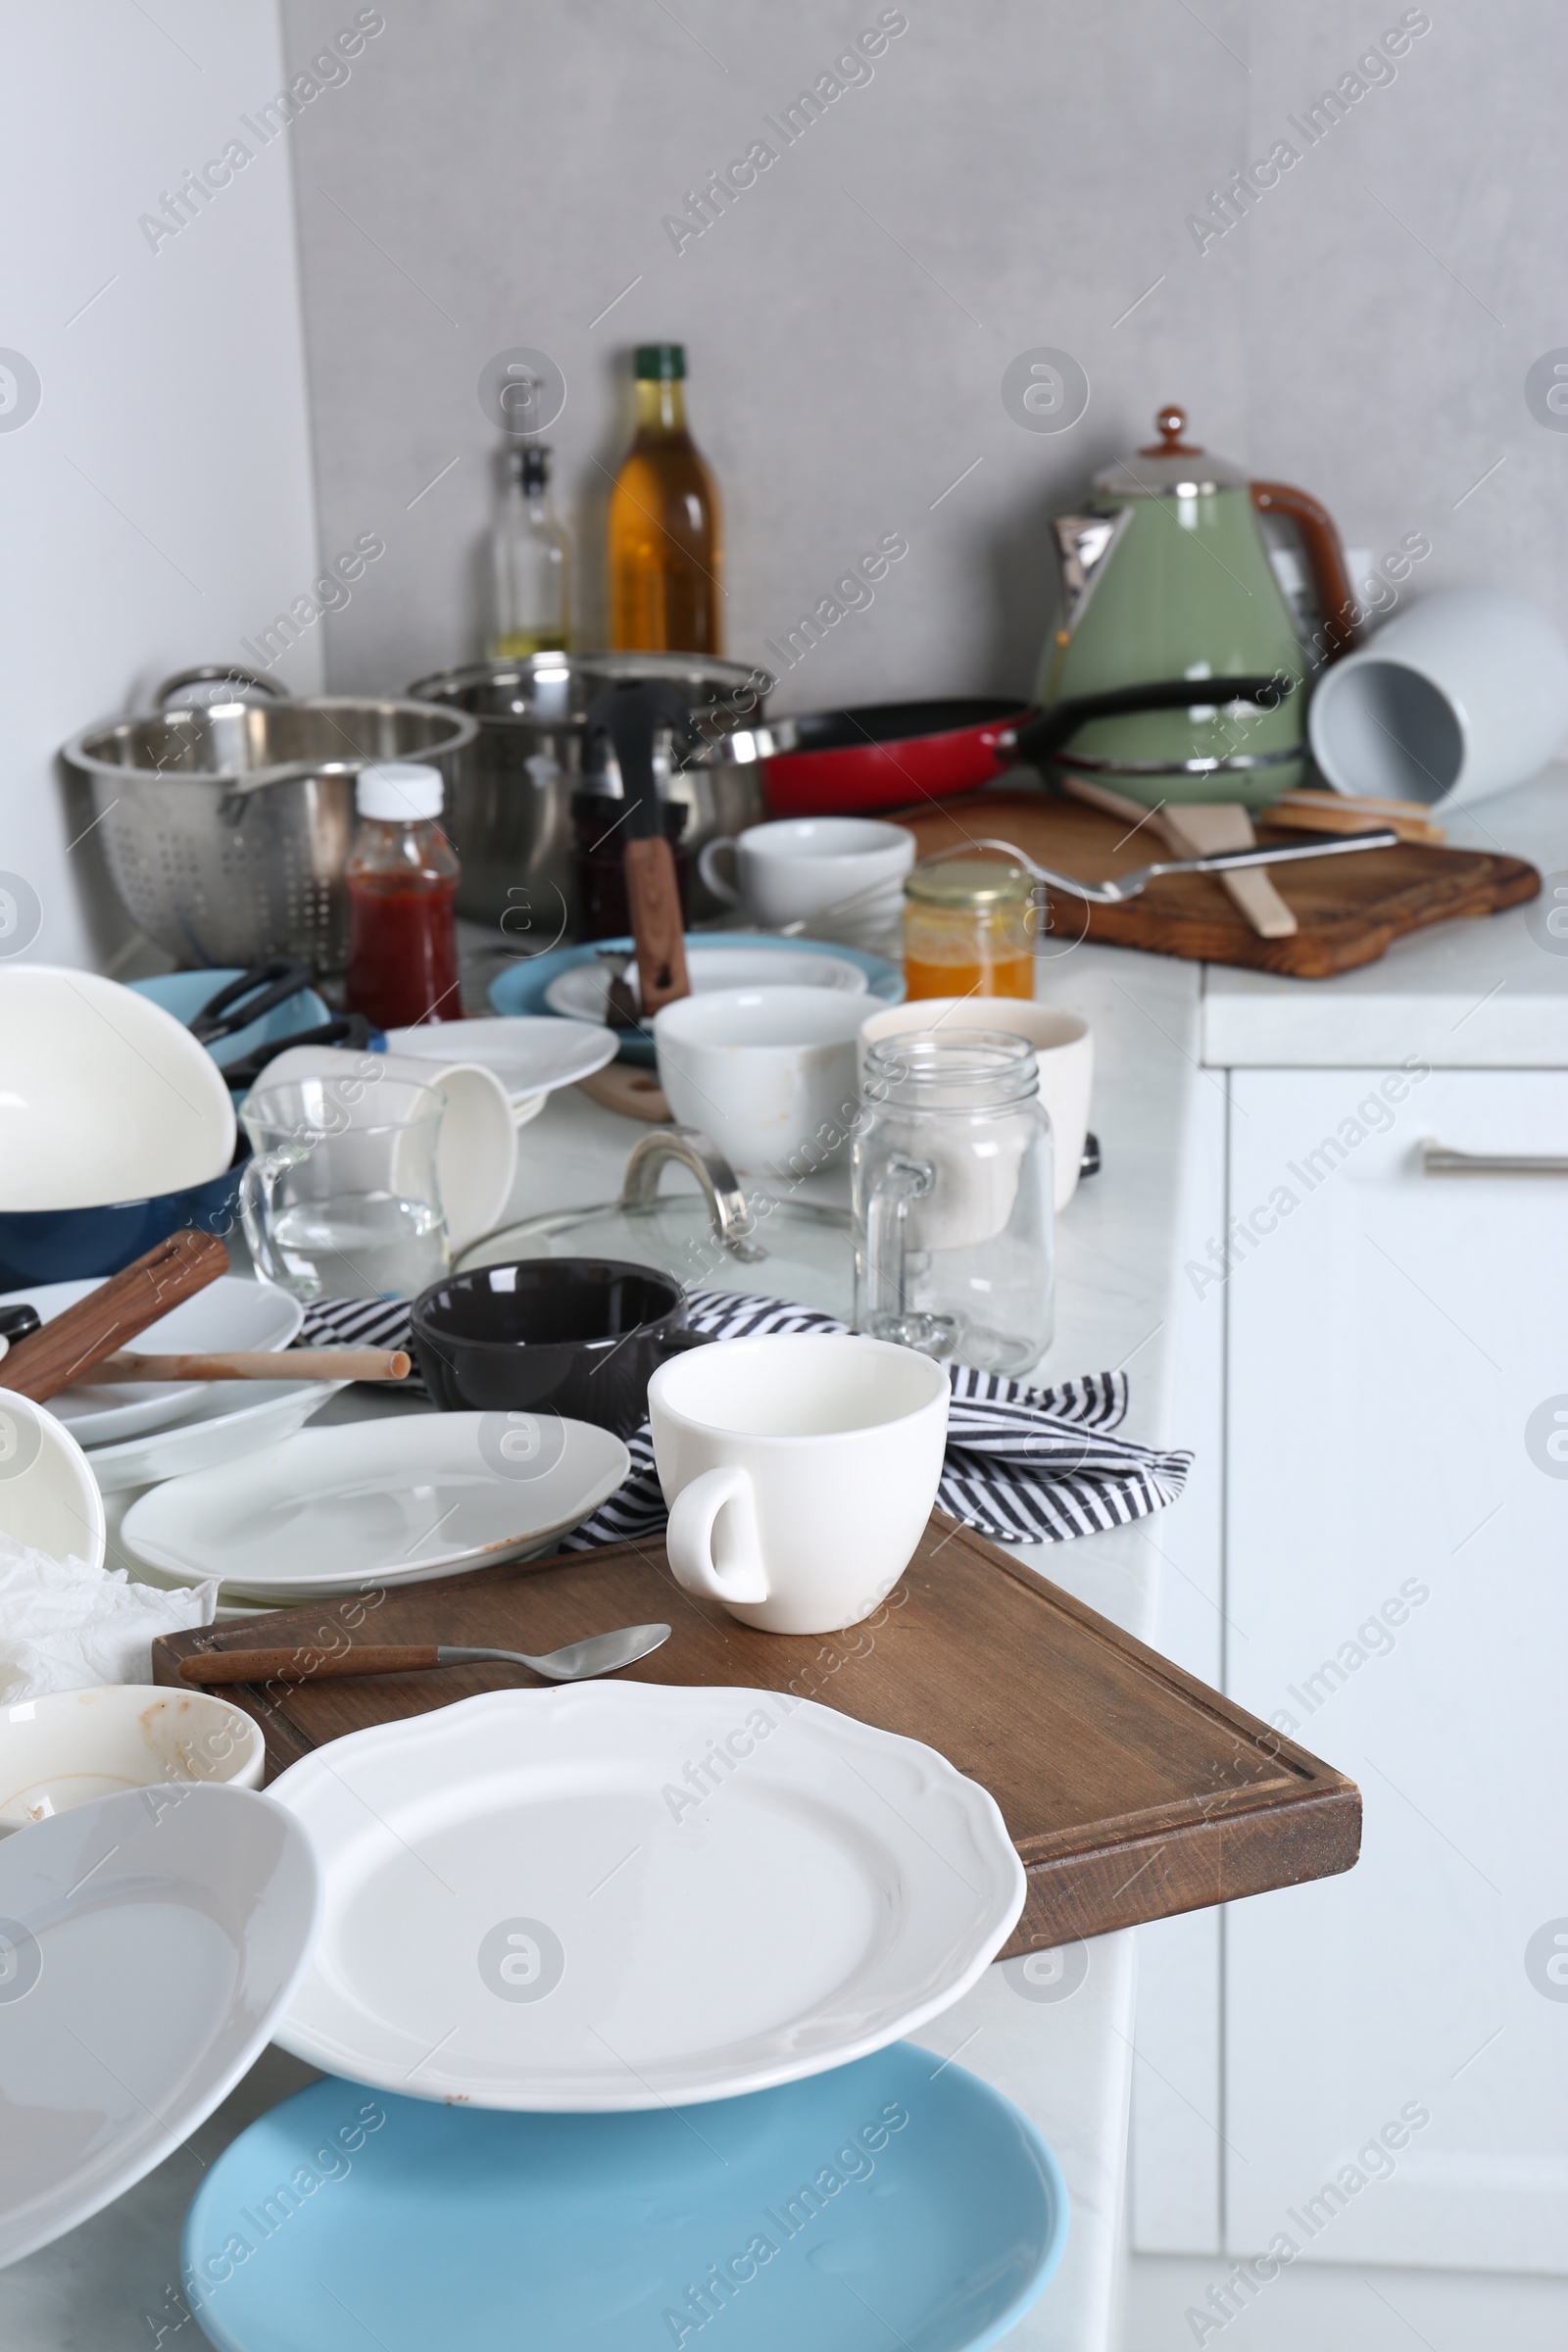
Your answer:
[654,986,869,1177]
[0,1391,106,1570]
[0,1683,265,1833]
[0,965,237,1212]
[858,997,1094,1211]
[546,945,868,1024]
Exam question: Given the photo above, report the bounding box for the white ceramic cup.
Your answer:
[653,986,869,1177]
[1308,589,1568,809]
[699,816,915,929]
[258,1046,516,1253]
[857,998,1094,1210]
[648,1332,950,1634]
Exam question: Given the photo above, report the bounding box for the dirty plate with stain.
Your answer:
[116,1416,630,1602]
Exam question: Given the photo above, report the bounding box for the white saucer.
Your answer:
[0,1276,304,1447]
[382,1016,617,1111]
[118,1413,630,1599]
[0,1784,320,2269]
[269,1683,1025,2110]
[545,944,869,1024]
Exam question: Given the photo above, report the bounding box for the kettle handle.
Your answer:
[1250,482,1358,661]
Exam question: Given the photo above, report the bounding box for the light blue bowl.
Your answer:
[128,969,331,1079]
[488,933,905,1067]
[181,2043,1066,2352]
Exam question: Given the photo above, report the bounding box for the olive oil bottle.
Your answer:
[608,343,723,655]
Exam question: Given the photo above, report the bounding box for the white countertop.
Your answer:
[1201,765,1568,1068]
[4,945,1207,2352]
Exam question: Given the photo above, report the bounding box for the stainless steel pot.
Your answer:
[406,652,772,938]
[65,668,478,970]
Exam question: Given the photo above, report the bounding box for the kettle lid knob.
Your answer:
[1139,403,1205,457]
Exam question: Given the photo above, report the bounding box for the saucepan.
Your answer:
[688,674,1297,817]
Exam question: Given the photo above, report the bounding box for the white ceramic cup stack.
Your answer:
[699,816,915,945]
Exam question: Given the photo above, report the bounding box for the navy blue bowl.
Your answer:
[0,1141,249,1289]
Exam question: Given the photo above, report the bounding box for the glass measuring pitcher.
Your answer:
[853,1032,1054,1374]
[239,1071,449,1300]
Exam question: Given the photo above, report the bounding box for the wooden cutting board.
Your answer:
[895,789,1539,978]
[152,1512,1359,1956]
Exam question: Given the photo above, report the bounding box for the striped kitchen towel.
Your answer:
[298,1288,1191,1548]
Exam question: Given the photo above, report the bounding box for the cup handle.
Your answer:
[238,1144,308,1292]
[665,1464,769,1606]
[698,837,741,906]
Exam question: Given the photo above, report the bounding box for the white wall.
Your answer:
[0,0,321,970]
[277,0,1568,714]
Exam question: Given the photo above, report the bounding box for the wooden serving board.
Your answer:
[895,789,1539,978]
[153,1513,1359,1955]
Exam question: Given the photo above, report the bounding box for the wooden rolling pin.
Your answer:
[0,1229,228,1402]
[89,1347,410,1383]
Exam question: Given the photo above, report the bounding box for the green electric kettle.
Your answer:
[1034,405,1358,808]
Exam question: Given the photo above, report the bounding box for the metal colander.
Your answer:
[65,670,478,970]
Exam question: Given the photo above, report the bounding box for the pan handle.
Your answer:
[1009,673,1296,768]
[155,664,288,709]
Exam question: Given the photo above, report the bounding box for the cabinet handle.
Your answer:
[1422,1142,1568,1177]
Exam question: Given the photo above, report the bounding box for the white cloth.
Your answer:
[0,1536,217,1703]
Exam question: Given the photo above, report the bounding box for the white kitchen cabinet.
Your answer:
[1221,1067,1568,2274]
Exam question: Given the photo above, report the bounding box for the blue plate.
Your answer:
[129,969,332,1081]
[488,933,905,1066]
[181,2045,1066,2352]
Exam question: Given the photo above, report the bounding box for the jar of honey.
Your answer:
[902,857,1035,1001]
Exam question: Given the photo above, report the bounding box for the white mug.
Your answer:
[699,816,914,931]
[857,998,1093,1210]
[648,1333,950,1634]
[652,986,868,1177]
[257,1046,516,1253]
[1308,588,1568,810]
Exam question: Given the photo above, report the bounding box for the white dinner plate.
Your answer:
[381,1016,617,1107]
[85,1378,342,1494]
[118,1414,631,1599]
[544,945,869,1025]
[1,1276,304,1447]
[269,1683,1025,2110]
[0,1784,320,2269]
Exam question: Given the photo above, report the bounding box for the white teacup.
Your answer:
[699,816,914,932]
[258,1045,516,1253]
[857,998,1094,1210]
[648,1333,950,1634]
[652,986,868,1177]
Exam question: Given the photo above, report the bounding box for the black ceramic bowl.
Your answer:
[411,1257,706,1438]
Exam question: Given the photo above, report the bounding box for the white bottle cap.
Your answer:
[356,762,444,820]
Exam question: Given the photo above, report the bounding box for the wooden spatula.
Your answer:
[0,1229,229,1402]
[589,680,692,1018]
[1062,777,1297,939]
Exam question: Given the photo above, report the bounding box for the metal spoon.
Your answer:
[178,1623,672,1688]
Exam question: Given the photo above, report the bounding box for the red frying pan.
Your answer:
[692,674,1295,818]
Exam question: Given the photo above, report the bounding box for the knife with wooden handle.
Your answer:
[589,679,693,1017]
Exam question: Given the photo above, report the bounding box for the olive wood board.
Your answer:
[895,789,1539,978]
[153,1510,1360,1956]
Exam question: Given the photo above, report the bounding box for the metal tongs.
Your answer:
[922,825,1400,908]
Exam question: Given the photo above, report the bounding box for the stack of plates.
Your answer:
[6,1276,334,1497]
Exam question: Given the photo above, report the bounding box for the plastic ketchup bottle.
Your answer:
[344,762,462,1030]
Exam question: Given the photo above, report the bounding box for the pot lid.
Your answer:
[1094,405,1247,498]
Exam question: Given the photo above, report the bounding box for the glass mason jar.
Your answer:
[853,1032,1054,1375]
[902,856,1034,1002]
